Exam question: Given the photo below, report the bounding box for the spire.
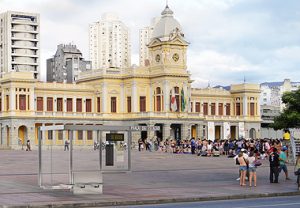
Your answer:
[161,2,174,16]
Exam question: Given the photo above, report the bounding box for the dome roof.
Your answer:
[152,5,183,40]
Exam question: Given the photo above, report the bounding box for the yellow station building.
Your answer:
[0,6,261,149]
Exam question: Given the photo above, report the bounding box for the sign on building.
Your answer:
[130,126,160,131]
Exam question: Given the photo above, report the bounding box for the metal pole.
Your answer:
[128,130,132,171]
[99,130,102,170]
[69,130,73,184]
[38,127,42,187]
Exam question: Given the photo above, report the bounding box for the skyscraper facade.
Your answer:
[0,11,40,79]
[139,17,159,66]
[47,44,91,83]
[89,13,130,70]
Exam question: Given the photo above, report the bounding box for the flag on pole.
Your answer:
[181,88,186,112]
[170,88,177,112]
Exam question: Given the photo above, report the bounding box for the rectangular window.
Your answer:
[76,98,82,112]
[211,103,216,115]
[19,94,26,110]
[111,97,116,113]
[195,102,200,112]
[218,103,223,116]
[37,97,43,111]
[67,98,72,112]
[203,103,208,115]
[226,103,230,115]
[58,130,63,140]
[87,130,93,140]
[156,96,161,112]
[97,97,101,113]
[57,98,63,112]
[6,95,9,111]
[48,130,53,140]
[86,99,92,112]
[0,98,1,112]
[250,103,255,116]
[236,103,241,116]
[140,96,146,112]
[77,130,83,140]
[47,97,53,111]
[127,96,131,113]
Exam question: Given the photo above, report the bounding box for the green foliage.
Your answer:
[272,87,300,130]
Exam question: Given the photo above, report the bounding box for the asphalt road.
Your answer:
[112,196,300,208]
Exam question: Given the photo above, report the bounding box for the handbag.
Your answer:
[294,168,300,175]
[254,160,262,167]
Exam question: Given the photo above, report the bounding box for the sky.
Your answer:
[1,0,300,87]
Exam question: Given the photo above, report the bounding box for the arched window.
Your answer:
[154,87,163,112]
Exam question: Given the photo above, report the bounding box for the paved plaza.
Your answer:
[0,149,299,207]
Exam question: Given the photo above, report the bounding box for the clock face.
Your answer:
[155,54,160,62]
[172,53,179,62]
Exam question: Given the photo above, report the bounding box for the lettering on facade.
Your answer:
[130,126,160,131]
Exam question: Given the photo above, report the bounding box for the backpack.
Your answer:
[236,157,240,165]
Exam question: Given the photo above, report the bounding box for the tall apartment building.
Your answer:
[139,17,159,66]
[47,44,91,83]
[89,13,130,70]
[0,11,40,79]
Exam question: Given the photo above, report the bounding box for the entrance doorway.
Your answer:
[155,124,163,141]
[230,126,236,140]
[18,125,27,145]
[171,124,181,140]
[139,124,147,142]
[215,126,221,141]
[249,128,256,139]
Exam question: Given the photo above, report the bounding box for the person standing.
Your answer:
[237,152,248,186]
[269,147,280,183]
[64,139,69,151]
[295,154,300,190]
[279,146,290,180]
[190,137,196,154]
[248,152,257,187]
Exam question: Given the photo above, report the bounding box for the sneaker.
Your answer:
[236,177,240,181]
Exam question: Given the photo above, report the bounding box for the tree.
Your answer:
[272,88,300,130]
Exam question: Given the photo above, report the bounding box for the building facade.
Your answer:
[0,6,261,150]
[89,13,130,70]
[0,11,40,80]
[139,17,160,66]
[47,44,91,83]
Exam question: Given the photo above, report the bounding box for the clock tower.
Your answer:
[147,5,189,75]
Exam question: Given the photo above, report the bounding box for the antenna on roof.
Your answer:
[243,75,246,83]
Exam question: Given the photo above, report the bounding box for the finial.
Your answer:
[243,76,246,83]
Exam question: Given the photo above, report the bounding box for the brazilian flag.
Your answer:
[181,88,186,112]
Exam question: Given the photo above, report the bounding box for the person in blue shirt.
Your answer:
[279,146,290,180]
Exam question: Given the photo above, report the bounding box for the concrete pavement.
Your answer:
[0,149,299,207]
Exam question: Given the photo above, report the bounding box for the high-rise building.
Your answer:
[89,13,130,70]
[139,17,159,66]
[47,44,91,83]
[0,11,40,79]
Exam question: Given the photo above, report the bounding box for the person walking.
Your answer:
[279,146,290,180]
[294,154,300,190]
[248,151,257,187]
[26,139,31,151]
[269,147,280,183]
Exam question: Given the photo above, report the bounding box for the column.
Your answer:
[216,102,219,116]
[162,123,170,141]
[30,87,34,111]
[2,126,7,146]
[163,80,170,112]
[147,123,155,141]
[149,83,153,112]
[63,96,67,114]
[132,81,137,112]
[10,88,16,110]
[43,96,47,112]
[192,100,196,113]
[197,123,203,139]
[82,97,86,113]
[243,94,247,116]
[181,123,189,140]
[73,96,76,113]
[102,82,107,113]
[120,83,125,113]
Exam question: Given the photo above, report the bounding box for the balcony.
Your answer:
[11,45,38,50]
[11,28,38,34]
[11,37,38,42]
[11,20,38,26]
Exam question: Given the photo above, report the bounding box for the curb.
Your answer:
[2,191,300,208]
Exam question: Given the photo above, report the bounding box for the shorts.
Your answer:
[239,166,248,171]
[280,164,288,173]
[248,167,257,172]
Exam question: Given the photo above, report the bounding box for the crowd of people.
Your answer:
[137,136,300,189]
